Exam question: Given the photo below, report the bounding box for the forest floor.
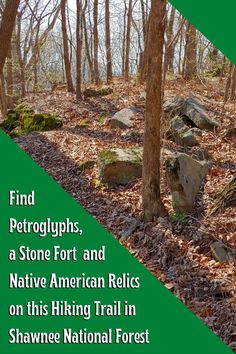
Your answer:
[12,75,236,350]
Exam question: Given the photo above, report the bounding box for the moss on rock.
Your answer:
[98,147,143,186]
[0,103,63,137]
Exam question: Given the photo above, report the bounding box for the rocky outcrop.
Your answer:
[98,147,142,185]
[166,153,209,212]
[0,102,63,137]
[169,116,200,147]
[110,108,134,129]
[83,87,113,97]
[183,97,219,130]
[164,96,219,131]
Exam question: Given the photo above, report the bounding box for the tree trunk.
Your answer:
[124,0,132,81]
[16,12,26,97]
[61,0,74,93]
[0,73,7,117]
[142,0,166,221]
[0,0,20,75]
[105,0,112,82]
[230,65,236,101]
[164,5,176,73]
[76,0,82,100]
[6,44,13,96]
[83,12,94,82]
[93,0,99,85]
[184,21,197,80]
[139,15,150,83]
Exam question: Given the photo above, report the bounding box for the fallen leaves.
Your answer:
[13,77,236,350]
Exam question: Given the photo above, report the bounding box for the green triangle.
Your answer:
[170,0,236,64]
[0,131,233,354]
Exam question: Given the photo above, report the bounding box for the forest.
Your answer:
[0,0,235,351]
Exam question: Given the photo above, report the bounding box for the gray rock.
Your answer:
[166,153,209,212]
[169,116,199,147]
[183,97,219,130]
[210,241,232,263]
[98,147,142,185]
[110,108,134,129]
[164,97,185,119]
[189,127,202,136]
[181,130,199,146]
[194,148,211,162]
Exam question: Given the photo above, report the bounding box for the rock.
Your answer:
[84,87,113,98]
[169,116,199,147]
[181,130,200,146]
[166,153,209,212]
[170,116,186,131]
[210,241,232,263]
[183,97,219,130]
[189,127,202,136]
[194,148,211,161]
[0,103,63,137]
[0,111,20,131]
[22,113,63,132]
[223,127,236,138]
[163,97,185,119]
[164,96,219,131]
[110,108,134,129]
[98,147,142,185]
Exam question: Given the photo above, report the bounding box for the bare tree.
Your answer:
[184,21,197,80]
[61,0,74,92]
[76,0,82,100]
[93,0,99,84]
[0,0,20,75]
[124,0,132,81]
[105,0,112,82]
[142,0,166,221]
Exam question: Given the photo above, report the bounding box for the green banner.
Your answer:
[170,0,236,64]
[0,130,233,354]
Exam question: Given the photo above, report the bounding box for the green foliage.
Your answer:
[76,119,89,128]
[98,112,108,123]
[170,211,188,224]
[0,103,63,137]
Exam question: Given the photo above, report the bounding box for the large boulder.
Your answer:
[0,103,63,137]
[98,147,142,185]
[164,97,185,119]
[166,153,209,212]
[83,87,113,97]
[183,97,219,130]
[110,108,134,129]
[164,96,219,131]
[169,116,200,147]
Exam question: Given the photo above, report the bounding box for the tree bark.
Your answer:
[164,5,176,73]
[105,0,112,82]
[83,11,94,82]
[142,0,166,221]
[230,65,236,101]
[0,0,20,75]
[76,0,82,100]
[124,0,132,81]
[184,21,197,80]
[93,0,99,85]
[61,0,74,93]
